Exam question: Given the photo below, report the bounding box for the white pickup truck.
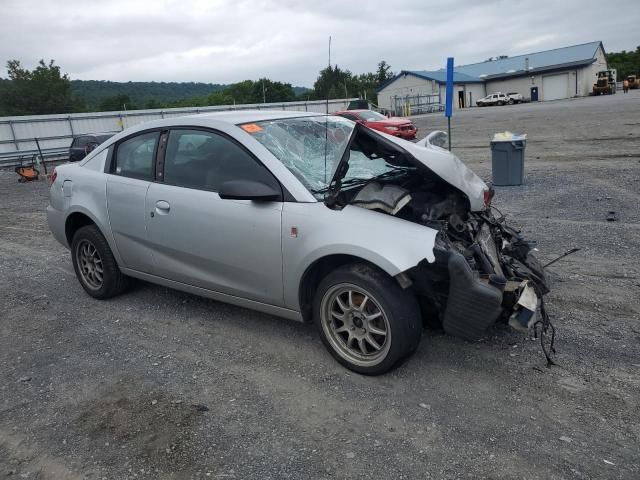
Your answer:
[476,92,511,106]
[507,92,525,104]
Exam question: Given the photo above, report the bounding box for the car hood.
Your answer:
[383,133,488,211]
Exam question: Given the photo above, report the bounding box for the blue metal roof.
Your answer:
[377,70,483,92]
[404,70,484,83]
[377,41,604,92]
[454,41,602,78]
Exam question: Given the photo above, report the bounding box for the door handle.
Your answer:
[154,200,171,215]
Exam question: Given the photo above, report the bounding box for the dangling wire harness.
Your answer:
[531,285,556,367]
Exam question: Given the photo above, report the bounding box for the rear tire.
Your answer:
[313,263,422,375]
[71,225,129,299]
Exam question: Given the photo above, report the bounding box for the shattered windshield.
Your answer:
[243,116,352,196]
[245,115,407,199]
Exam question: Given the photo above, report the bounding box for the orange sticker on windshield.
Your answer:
[240,123,263,133]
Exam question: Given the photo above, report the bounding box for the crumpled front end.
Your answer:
[405,208,549,340]
[329,127,551,342]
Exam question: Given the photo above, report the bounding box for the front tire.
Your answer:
[313,263,422,375]
[71,225,129,299]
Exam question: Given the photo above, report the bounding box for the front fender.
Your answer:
[282,202,437,309]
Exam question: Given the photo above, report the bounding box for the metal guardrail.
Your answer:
[0,146,68,169]
[0,98,358,155]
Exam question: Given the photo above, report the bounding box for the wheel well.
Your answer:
[65,212,95,245]
[298,254,386,323]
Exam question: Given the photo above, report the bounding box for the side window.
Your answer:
[163,129,279,193]
[114,131,159,181]
[73,136,89,148]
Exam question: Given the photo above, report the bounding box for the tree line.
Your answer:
[0,59,394,116]
[607,46,640,81]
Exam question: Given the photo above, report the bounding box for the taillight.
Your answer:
[49,168,57,185]
[483,187,495,208]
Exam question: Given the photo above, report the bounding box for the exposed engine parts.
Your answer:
[347,172,556,363]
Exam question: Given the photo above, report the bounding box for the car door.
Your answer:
[144,127,284,305]
[105,130,160,273]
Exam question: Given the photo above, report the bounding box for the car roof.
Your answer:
[182,109,320,124]
[117,109,327,135]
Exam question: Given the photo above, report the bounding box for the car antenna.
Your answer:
[324,35,331,196]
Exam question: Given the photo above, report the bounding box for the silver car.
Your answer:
[47,111,549,375]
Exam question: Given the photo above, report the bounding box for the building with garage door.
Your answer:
[377,41,609,112]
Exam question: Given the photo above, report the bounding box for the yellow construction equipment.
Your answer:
[593,70,617,95]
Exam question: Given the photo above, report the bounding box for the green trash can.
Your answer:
[491,133,526,186]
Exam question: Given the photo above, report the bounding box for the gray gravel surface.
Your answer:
[1,92,639,479]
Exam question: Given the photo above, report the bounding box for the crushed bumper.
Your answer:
[442,251,503,340]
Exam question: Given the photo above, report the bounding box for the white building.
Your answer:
[376,70,485,113]
[377,41,609,112]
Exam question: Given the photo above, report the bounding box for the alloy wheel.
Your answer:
[320,283,391,367]
[76,239,104,290]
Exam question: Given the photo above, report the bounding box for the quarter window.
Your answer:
[163,129,279,193]
[114,131,159,181]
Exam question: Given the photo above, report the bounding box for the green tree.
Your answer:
[206,90,234,106]
[313,65,353,100]
[99,94,135,111]
[607,46,640,81]
[375,60,393,86]
[312,61,394,102]
[224,80,255,104]
[251,78,296,103]
[0,59,80,115]
[144,98,164,109]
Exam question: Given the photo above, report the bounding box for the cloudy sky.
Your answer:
[1,0,638,87]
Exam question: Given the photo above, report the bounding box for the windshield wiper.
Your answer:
[312,166,413,196]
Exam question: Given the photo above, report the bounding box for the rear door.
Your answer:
[105,130,160,273]
[144,127,285,305]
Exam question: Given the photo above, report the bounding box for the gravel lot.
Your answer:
[1,92,639,479]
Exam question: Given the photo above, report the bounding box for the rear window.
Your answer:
[358,111,387,121]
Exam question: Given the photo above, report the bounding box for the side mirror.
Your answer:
[417,130,448,149]
[218,180,281,201]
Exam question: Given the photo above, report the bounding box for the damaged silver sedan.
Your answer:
[47,111,549,375]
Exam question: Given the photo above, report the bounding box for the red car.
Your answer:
[335,109,417,140]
